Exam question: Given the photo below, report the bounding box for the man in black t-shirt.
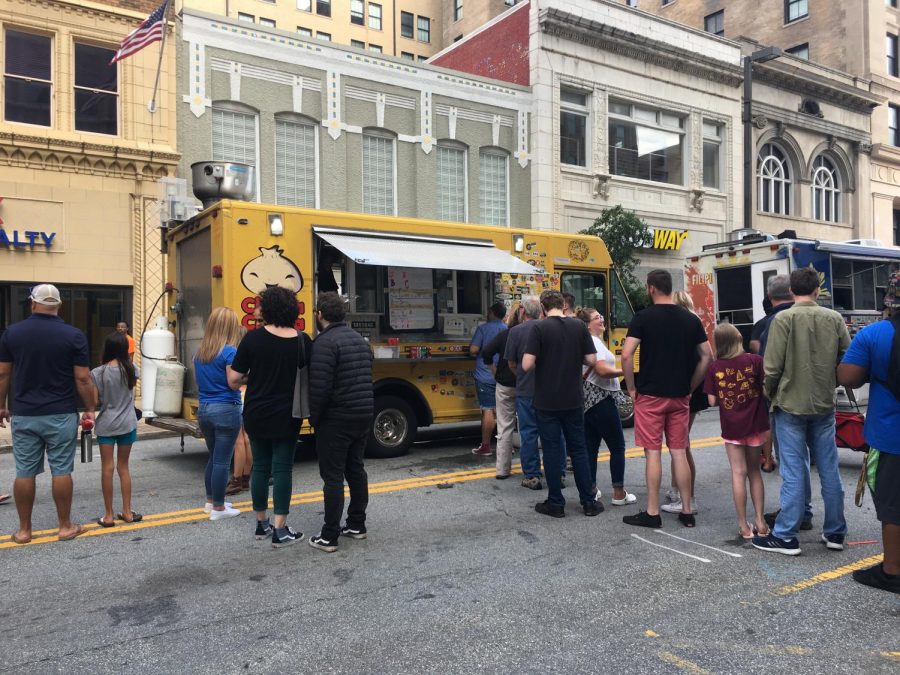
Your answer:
[522,290,602,518]
[621,270,711,529]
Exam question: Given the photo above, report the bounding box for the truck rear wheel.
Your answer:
[367,396,417,458]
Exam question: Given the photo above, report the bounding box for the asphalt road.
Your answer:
[0,410,897,674]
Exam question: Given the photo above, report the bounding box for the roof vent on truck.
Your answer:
[701,228,775,252]
[191,161,256,209]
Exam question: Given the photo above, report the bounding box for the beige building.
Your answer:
[632,0,900,247]
[0,0,179,365]
[441,0,522,45]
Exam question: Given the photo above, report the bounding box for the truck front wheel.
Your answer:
[367,396,417,458]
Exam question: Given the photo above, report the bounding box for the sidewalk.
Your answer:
[0,418,178,454]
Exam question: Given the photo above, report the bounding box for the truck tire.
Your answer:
[367,396,417,458]
[617,394,635,429]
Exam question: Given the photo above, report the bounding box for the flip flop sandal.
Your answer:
[58,524,85,541]
[95,517,115,528]
[117,512,143,523]
[740,522,754,540]
[0,494,11,505]
[11,532,31,545]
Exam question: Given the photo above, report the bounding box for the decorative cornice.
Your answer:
[754,63,884,115]
[750,101,871,145]
[8,0,173,31]
[539,8,743,88]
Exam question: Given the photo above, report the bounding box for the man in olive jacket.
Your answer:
[308,292,374,553]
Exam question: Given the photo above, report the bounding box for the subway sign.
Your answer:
[647,227,688,251]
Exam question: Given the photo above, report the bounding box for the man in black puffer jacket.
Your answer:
[308,292,374,553]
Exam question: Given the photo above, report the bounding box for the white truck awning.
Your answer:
[314,227,537,275]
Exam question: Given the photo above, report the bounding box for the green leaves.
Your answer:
[580,206,653,308]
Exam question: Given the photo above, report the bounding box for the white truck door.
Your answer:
[750,259,790,323]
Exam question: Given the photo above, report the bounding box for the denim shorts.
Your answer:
[97,429,138,446]
[11,413,78,478]
[476,381,497,410]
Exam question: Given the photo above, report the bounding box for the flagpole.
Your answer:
[147,0,173,113]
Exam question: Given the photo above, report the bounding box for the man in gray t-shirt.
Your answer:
[505,297,544,487]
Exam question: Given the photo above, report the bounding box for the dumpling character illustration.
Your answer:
[240,246,303,294]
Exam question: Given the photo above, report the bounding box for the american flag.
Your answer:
[110,0,171,64]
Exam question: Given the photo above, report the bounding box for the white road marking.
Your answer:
[630,533,711,563]
[653,529,743,558]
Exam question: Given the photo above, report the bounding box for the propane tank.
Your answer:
[141,317,175,418]
[154,358,186,416]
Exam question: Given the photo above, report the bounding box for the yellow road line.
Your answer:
[773,554,884,596]
[881,652,900,661]
[657,651,710,675]
[0,436,723,549]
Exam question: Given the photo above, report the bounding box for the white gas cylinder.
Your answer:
[154,359,186,416]
[140,317,175,418]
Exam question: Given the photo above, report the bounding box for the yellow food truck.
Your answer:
[162,200,634,457]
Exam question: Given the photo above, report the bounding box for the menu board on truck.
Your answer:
[388,266,435,330]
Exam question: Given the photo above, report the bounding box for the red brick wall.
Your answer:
[430,1,529,86]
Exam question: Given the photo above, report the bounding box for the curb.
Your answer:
[0,428,181,455]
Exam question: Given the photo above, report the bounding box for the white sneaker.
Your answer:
[611,492,637,506]
[664,488,680,504]
[660,499,699,514]
[204,501,233,513]
[209,505,241,520]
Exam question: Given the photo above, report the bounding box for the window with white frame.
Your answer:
[437,143,467,222]
[369,3,382,30]
[757,142,792,215]
[560,88,589,168]
[702,120,722,190]
[811,155,840,222]
[479,149,508,226]
[363,132,395,215]
[275,115,317,207]
[74,43,118,135]
[350,0,364,25]
[4,29,52,127]
[608,99,685,185]
[212,104,258,198]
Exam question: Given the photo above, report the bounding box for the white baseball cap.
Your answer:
[30,283,61,306]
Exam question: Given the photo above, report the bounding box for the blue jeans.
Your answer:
[535,407,594,508]
[772,409,846,541]
[584,396,626,489]
[770,412,812,523]
[198,401,242,506]
[517,396,541,478]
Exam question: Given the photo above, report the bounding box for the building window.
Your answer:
[891,104,900,146]
[437,144,467,222]
[316,0,331,17]
[350,0,364,25]
[368,3,382,30]
[351,39,365,49]
[368,44,382,53]
[259,17,276,28]
[894,210,900,246]
[811,155,840,223]
[608,99,685,185]
[401,12,414,38]
[627,0,637,6]
[4,30,52,127]
[297,26,312,36]
[891,0,899,8]
[238,12,254,22]
[479,150,508,226]
[297,0,311,11]
[702,121,722,190]
[417,55,428,62]
[74,43,118,135]
[786,43,809,59]
[560,88,589,168]
[889,34,899,77]
[454,0,463,21]
[212,106,258,200]
[317,31,331,41]
[276,116,317,208]
[418,16,431,43]
[785,0,808,23]
[400,51,414,60]
[704,10,724,36]
[662,0,673,5]
[363,132,395,215]
[757,143,792,215]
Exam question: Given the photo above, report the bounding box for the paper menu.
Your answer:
[388,266,435,330]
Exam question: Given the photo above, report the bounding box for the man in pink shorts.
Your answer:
[621,270,711,528]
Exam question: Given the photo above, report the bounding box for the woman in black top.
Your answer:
[229,287,312,548]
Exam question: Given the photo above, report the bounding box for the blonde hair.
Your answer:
[196,307,243,363]
[714,322,744,360]
[673,290,695,313]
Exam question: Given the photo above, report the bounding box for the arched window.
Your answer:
[811,155,840,222]
[757,143,792,215]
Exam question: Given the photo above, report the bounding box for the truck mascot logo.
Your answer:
[239,246,305,330]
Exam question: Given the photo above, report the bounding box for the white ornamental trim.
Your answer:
[182,40,211,118]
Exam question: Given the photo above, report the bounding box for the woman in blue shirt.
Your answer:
[195,307,244,520]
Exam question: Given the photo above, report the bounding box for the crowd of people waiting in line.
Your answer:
[0,269,897,594]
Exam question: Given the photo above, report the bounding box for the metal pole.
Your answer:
[742,55,753,231]
[148,0,173,113]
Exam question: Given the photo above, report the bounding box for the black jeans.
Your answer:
[316,418,371,541]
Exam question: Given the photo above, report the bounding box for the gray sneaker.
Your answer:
[660,499,699,515]
[521,476,543,490]
[664,488,680,504]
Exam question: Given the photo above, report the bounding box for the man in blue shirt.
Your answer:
[0,284,96,544]
[469,302,507,456]
[838,270,900,594]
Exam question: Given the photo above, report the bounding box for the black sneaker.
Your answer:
[535,500,565,518]
[751,533,801,556]
[764,510,812,531]
[255,520,273,540]
[821,533,845,551]
[623,511,662,528]
[309,533,339,552]
[852,563,900,594]
[340,524,367,540]
[583,500,604,517]
[271,526,303,548]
